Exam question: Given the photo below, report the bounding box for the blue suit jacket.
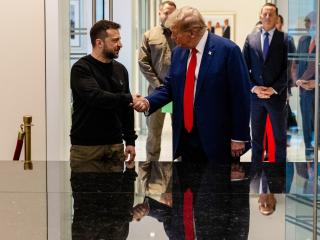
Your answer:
[146,32,251,162]
[242,29,288,101]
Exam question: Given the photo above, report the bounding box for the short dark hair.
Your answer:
[261,3,278,16]
[160,1,176,9]
[90,20,121,47]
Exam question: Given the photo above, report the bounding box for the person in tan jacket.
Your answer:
[138,1,176,203]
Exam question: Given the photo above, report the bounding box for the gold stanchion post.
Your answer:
[23,115,33,170]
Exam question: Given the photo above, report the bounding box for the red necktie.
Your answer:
[183,188,195,240]
[184,48,197,133]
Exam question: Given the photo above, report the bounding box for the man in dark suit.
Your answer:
[222,18,231,39]
[133,6,250,239]
[242,3,287,214]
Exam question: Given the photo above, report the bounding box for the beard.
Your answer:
[103,49,118,60]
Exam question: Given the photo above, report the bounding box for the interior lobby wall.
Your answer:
[0,1,47,239]
[0,0,46,161]
[113,0,135,89]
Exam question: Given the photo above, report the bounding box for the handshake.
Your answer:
[130,94,150,112]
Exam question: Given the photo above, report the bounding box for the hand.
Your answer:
[296,79,308,88]
[260,87,274,97]
[131,94,149,112]
[231,163,245,180]
[131,203,150,221]
[160,192,172,207]
[124,145,136,164]
[299,79,315,90]
[131,93,142,104]
[125,159,135,169]
[253,86,271,99]
[296,79,304,87]
[231,141,245,157]
[130,94,142,107]
[255,87,274,99]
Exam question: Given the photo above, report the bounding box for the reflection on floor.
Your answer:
[125,115,318,239]
[128,194,286,240]
[127,194,319,239]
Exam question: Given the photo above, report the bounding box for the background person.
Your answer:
[138,1,176,203]
[206,20,215,33]
[293,11,317,161]
[292,11,317,193]
[222,18,231,39]
[242,3,288,215]
[214,21,223,36]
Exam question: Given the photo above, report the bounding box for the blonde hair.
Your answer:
[165,6,206,34]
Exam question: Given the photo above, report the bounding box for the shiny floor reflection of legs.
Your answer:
[128,118,317,240]
[128,194,285,240]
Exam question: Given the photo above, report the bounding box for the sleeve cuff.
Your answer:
[271,88,278,94]
[231,139,249,143]
[251,86,257,93]
[144,98,150,115]
[122,93,132,106]
[125,140,135,146]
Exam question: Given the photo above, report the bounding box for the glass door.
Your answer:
[286,0,319,239]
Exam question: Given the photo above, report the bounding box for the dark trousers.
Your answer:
[251,99,286,193]
[300,89,315,157]
[171,128,249,240]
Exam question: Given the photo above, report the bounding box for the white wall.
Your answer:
[113,0,136,89]
[0,0,46,161]
[0,1,47,239]
[277,0,289,31]
[46,0,71,163]
[46,0,72,239]
[174,0,266,48]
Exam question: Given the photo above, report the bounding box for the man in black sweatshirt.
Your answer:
[69,20,137,239]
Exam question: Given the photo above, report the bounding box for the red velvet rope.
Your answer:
[13,132,24,161]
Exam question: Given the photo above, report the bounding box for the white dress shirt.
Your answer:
[186,30,208,97]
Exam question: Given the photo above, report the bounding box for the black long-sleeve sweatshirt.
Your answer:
[70,55,137,146]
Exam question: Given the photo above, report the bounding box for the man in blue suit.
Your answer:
[242,3,287,214]
[133,6,250,239]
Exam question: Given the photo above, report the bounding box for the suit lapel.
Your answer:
[180,49,189,77]
[178,49,190,102]
[195,33,215,100]
[255,31,264,62]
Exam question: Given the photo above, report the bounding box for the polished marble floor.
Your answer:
[126,114,319,240]
[2,115,319,239]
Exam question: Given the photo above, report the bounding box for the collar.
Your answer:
[163,27,172,35]
[261,27,276,38]
[193,30,208,54]
[161,23,171,35]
